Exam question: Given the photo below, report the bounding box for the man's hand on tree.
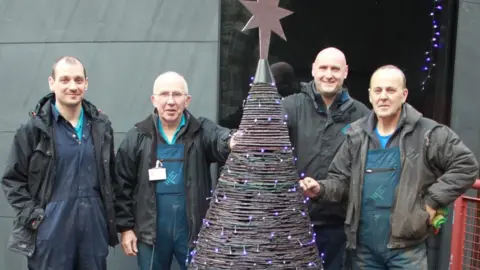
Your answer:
[299,177,321,198]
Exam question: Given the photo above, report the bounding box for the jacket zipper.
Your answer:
[365,167,396,173]
[160,158,184,162]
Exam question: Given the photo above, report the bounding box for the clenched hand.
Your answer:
[121,230,138,256]
[298,177,321,198]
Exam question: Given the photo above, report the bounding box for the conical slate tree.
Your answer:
[188,59,322,269]
[188,0,322,268]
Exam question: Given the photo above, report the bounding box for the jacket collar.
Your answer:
[29,92,107,133]
[302,80,351,113]
[362,103,422,134]
[135,109,201,137]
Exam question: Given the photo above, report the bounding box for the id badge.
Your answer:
[149,160,167,181]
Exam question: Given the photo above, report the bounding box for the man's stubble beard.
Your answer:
[317,86,343,99]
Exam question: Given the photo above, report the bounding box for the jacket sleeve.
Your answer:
[115,128,139,232]
[281,95,297,132]
[424,126,479,209]
[316,136,352,203]
[108,124,118,203]
[1,122,44,230]
[198,117,232,164]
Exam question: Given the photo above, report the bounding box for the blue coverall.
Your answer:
[28,106,108,270]
[352,131,427,269]
[137,115,190,270]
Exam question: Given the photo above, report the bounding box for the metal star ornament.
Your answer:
[240,0,293,59]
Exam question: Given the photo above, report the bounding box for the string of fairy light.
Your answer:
[192,1,446,268]
[246,2,444,91]
[190,87,323,268]
[421,0,443,90]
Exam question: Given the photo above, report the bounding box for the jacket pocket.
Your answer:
[8,218,36,257]
[394,203,430,240]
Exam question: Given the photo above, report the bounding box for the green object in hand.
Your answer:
[431,207,448,229]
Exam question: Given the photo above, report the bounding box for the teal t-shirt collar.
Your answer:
[158,114,186,145]
[52,103,84,139]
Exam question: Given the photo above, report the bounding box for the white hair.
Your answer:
[153,71,189,94]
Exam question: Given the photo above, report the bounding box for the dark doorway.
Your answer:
[266,0,457,124]
[219,0,456,128]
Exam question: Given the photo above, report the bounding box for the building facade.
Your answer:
[0,1,478,269]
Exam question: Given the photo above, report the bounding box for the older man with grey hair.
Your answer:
[115,71,236,270]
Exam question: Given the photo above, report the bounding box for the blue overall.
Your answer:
[352,131,427,269]
[137,115,190,270]
[28,106,108,270]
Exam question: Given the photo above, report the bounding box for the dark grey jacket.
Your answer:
[282,81,369,226]
[317,103,478,249]
[115,111,231,247]
[1,93,118,257]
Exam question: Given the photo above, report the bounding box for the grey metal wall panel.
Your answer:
[0,0,220,269]
[0,0,219,43]
[450,1,480,159]
[442,1,480,270]
[0,132,15,217]
[0,42,219,132]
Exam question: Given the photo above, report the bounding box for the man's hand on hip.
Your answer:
[425,204,437,224]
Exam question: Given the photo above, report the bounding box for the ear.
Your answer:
[48,76,55,92]
[84,77,89,90]
[184,95,192,108]
[402,88,409,103]
[311,63,315,78]
[344,64,349,78]
[368,88,373,105]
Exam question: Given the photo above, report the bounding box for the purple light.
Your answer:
[436,5,442,10]
[434,44,438,48]
[426,58,431,62]
[423,66,428,71]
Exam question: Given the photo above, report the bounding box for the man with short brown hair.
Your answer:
[2,56,118,270]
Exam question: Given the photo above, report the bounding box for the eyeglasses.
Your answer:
[154,91,187,100]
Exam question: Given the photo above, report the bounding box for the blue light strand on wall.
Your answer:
[421,0,443,91]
